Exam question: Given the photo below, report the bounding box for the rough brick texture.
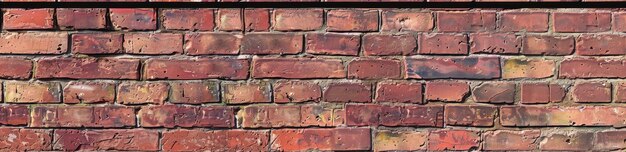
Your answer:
[2,7,626,151]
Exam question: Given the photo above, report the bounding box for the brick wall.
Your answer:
[1,8,626,151]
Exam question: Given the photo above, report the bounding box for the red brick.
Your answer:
[145,58,249,80]
[345,104,444,127]
[63,81,115,104]
[53,129,159,151]
[576,34,626,55]
[375,82,423,103]
[615,82,626,102]
[56,8,106,30]
[72,33,124,54]
[362,33,417,56]
[0,106,29,125]
[419,33,469,55]
[473,82,515,104]
[0,57,32,79]
[4,81,60,103]
[437,12,496,32]
[117,82,168,105]
[184,33,241,55]
[162,9,214,31]
[270,128,370,151]
[425,81,469,102]
[503,58,555,79]
[470,33,521,54]
[32,106,135,127]
[559,58,626,78]
[324,83,371,102]
[595,130,626,151]
[274,81,322,103]
[483,130,541,151]
[216,9,242,31]
[327,9,379,32]
[348,58,401,79]
[244,9,270,32]
[613,12,626,32]
[0,32,67,54]
[382,10,433,32]
[110,8,156,30]
[553,12,611,32]
[428,130,480,151]
[252,58,345,79]
[139,105,234,128]
[239,105,343,128]
[170,82,219,104]
[572,81,611,103]
[522,35,574,55]
[306,33,360,56]
[35,57,140,79]
[2,8,53,30]
[540,131,594,151]
[500,106,626,127]
[444,105,497,126]
[124,33,182,54]
[0,128,52,151]
[162,130,269,151]
[374,130,427,151]
[499,12,549,32]
[520,83,565,104]
[405,57,501,79]
[241,33,303,55]
[222,82,271,104]
[273,9,323,31]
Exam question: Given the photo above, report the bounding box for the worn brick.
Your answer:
[63,81,115,104]
[3,8,54,30]
[170,82,219,104]
[4,81,60,103]
[473,82,515,104]
[216,9,242,31]
[241,33,303,55]
[540,131,594,151]
[613,12,626,32]
[0,128,52,151]
[162,9,214,31]
[576,34,626,56]
[595,130,626,151]
[425,81,470,102]
[419,33,469,55]
[522,35,574,55]
[124,33,182,54]
[223,82,271,104]
[184,33,241,55]
[445,105,497,126]
[53,129,159,151]
[274,81,322,103]
[110,8,156,30]
[0,57,32,79]
[437,12,496,32]
[144,58,249,80]
[346,104,444,127]
[520,83,565,104]
[503,58,555,79]
[362,33,417,56]
[162,130,269,151]
[374,130,427,151]
[139,105,234,128]
[253,58,345,79]
[428,130,480,151]
[239,105,343,128]
[117,82,168,105]
[500,12,549,32]
[615,82,626,103]
[375,82,423,103]
[36,57,139,79]
[483,130,541,151]
[270,128,370,151]
[0,32,67,54]
[572,81,611,103]
[500,106,626,127]
[327,9,378,32]
[382,10,433,32]
[72,33,124,54]
[32,106,135,127]
[559,58,626,78]
[306,33,360,56]
[553,12,611,32]
[0,106,29,125]
[405,57,501,79]
[470,33,521,54]
[244,9,270,31]
[324,83,372,102]
[273,9,323,31]
[348,58,401,79]
[57,8,106,30]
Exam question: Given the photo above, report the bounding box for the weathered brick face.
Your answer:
[1,6,626,151]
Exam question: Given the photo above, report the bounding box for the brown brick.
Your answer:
[270,128,370,151]
[63,81,115,104]
[470,33,521,54]
[56,8,106,30]
[0,106,29,125]
[520,83,565,104]
[362,33,417,56]
[473,82,515,104]
[576,34,626,55]
[348,58,401,79]
[184,33,241,55]
[117,82,168,105]
[522,35,574,55]
[244,9,270,31]
[242,33,303,55]
[425,81,470,102]
[419,33,469,55]
[124,33,182,54]
[437,12,496,32]
[572,81,611,103]
[483,130,541,151]
[560,58,626,78]
[170,82,219,104]
[306,33,360,56]
[499,12,549,32]
[32,106,135,127]
[0,32,67,54]
[428,130,480,151]
[346,104,444,127]
[0,57,32,79]
[3,8,54,30]
[162,130,269,151]
[382,10,433,32]
[162,9,214,31]
[72,33,124,54]
[375,82,423,103]
[223,82,271,104]
[553,12,611,32]
[0,128,52,151]
[374,130,427,151]
[405,57,501,79]
[139,105,234,128]
[324,83,371,103]
[239,105,343,128]
[110,8,156,30]
[252,58,345,79]
[274,81,322,103]
[144,58,249,80]
[216,9,242,31]
[273,9,323,31]
[540,131,594,151]
[53,129,159,151]
[327,9,378,32]
[500,106,626,127]
[595,130,626,151]
[503,58,555,79]
[4,81,60,103]
[36,57,139,79]
[444,105,497,126]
